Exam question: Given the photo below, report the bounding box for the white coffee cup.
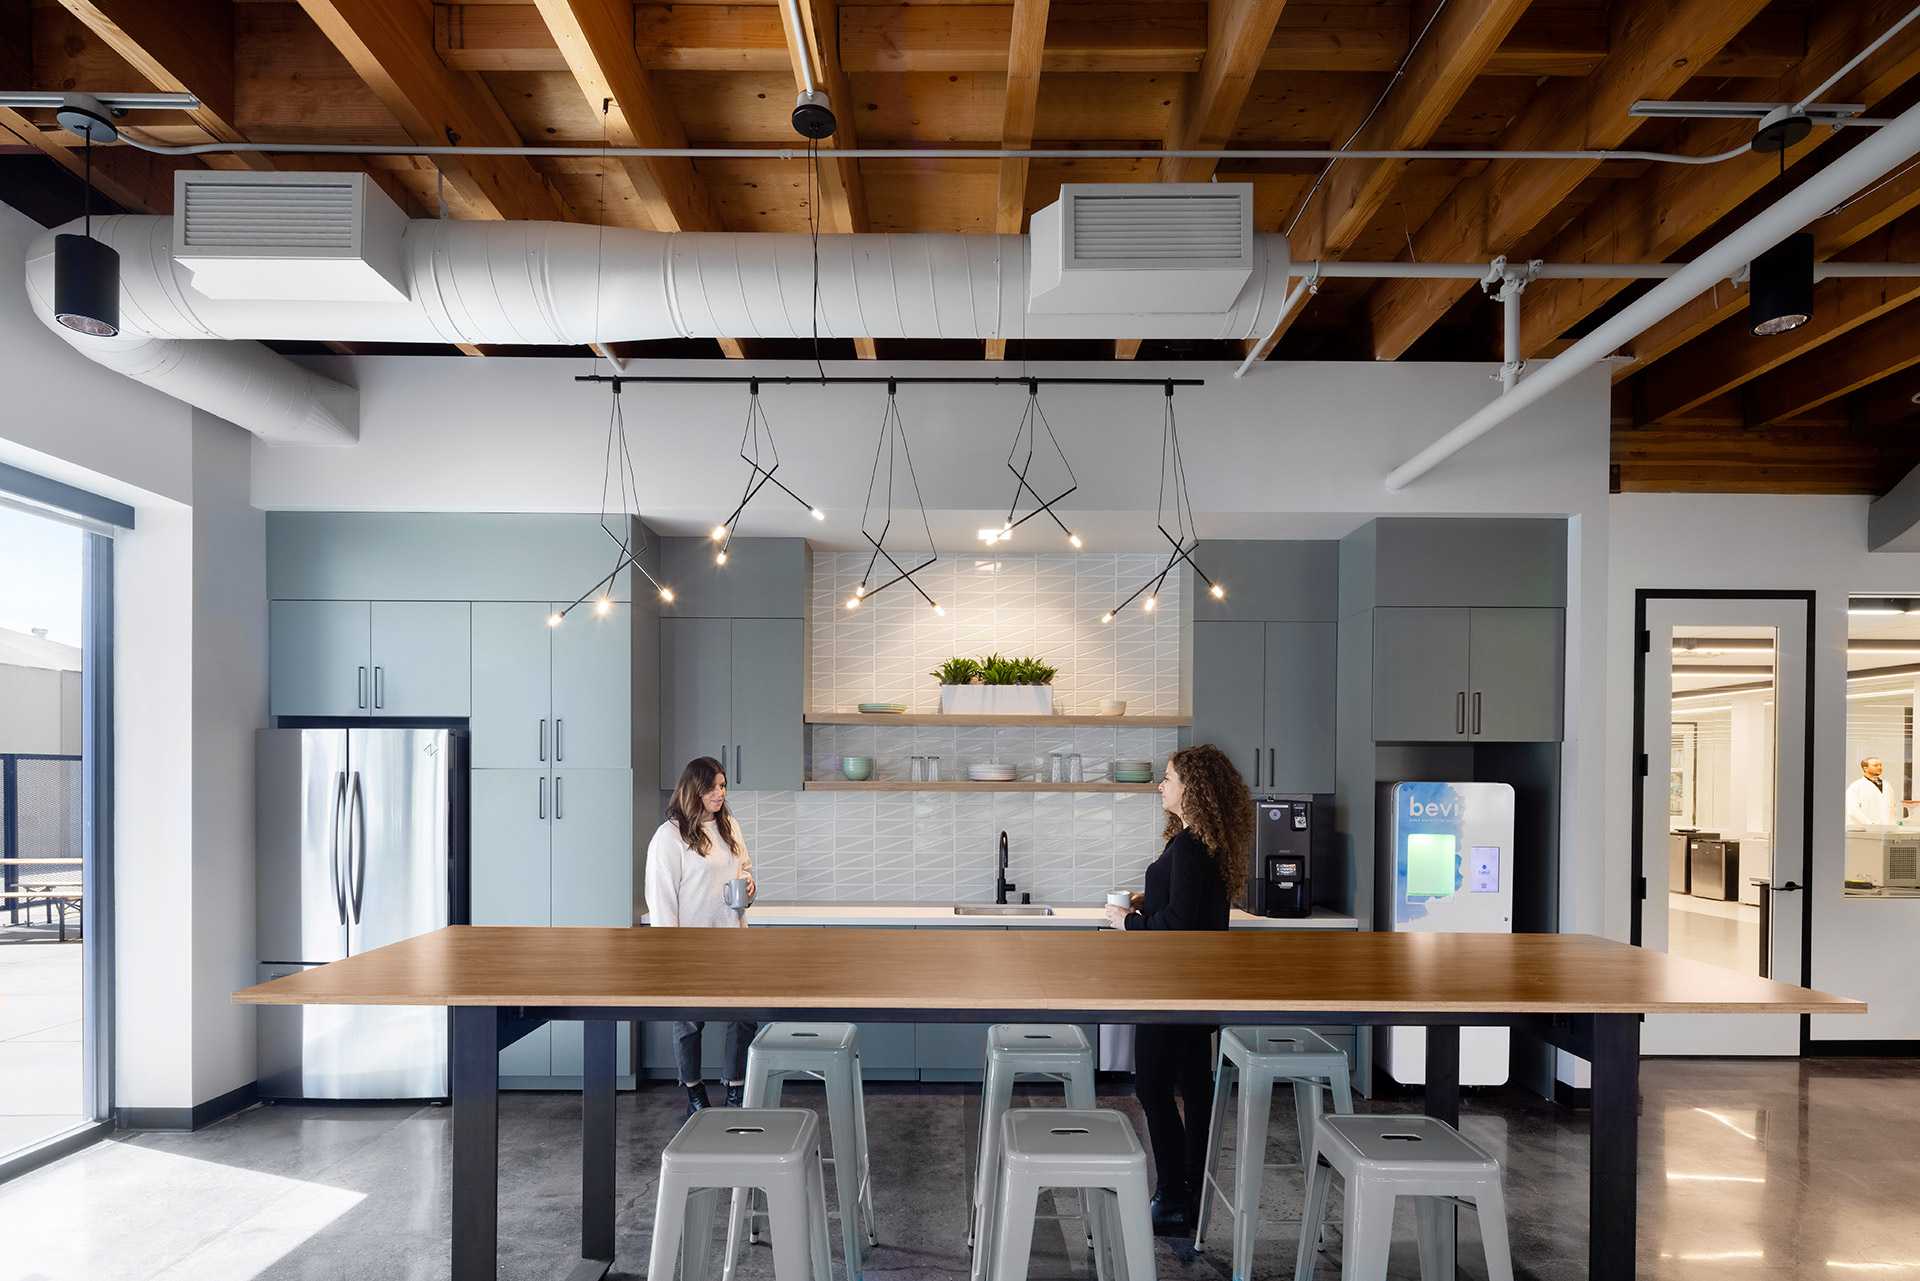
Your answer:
[1106,890,1133,910]
[724,877,753,910]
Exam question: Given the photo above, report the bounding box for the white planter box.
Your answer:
[940,685,1055,716]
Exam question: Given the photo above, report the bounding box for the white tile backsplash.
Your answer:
[725,550,1184,905]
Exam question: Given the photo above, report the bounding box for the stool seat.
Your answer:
[650,1108,834,1281]
[1296,1115,1513,1281]
[984,1110,1156,1281]
[755,1023,862,1055]
[1195,1026,1355,1281]
[987,1024,1090,1057]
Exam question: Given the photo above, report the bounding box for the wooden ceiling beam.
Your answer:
[437,3,570,70]
[0,109,185,213]
[1156,0,1291,185]
[1744,303,1920,429]
[986,0,1048,362]
[298,0,571,223]
[1859,364,1920,428]
[774,0,877,358]
[1241,0,1528,364]
[1613,423,1920,496]
[532,0,725,234]
[1513,0,1920,361]
[1357,0,1772,362]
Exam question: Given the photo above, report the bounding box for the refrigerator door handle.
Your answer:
[349,770,367,924]
[329,770,349,924]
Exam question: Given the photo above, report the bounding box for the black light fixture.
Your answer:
[988,381,1082,550]
[847,381,943,615]
[551,384,675,627]
[711,379,826,565]
[1749,232,1813,336]
[1101,382,1223,623]
[53,108,119,337]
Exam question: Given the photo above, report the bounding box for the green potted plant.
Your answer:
[935,652,1057,715]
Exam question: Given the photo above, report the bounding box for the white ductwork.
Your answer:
[25,201,1293,445]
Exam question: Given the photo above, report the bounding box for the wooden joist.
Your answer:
[984,0,1048,362]
[1613,424,1920,496]
[1156,0,1290,185]
[1741,304,1920,430]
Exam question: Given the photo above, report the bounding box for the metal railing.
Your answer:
[1,754,84,939]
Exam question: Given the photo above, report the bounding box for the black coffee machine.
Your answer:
[1248,799,1313,917]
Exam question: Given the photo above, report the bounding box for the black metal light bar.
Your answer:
[576,375,1206,388]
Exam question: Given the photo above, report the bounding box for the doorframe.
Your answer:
[1630,589,1815,1051]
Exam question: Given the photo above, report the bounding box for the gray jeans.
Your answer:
[673,1020,757,1085]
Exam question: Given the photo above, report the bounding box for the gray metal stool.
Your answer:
[982,1109,1157,1281]
[968,1024,1099,1281]
[650,1107,834,1281]
[1195,1026,1354,1279]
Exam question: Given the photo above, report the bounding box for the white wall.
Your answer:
[1610,493,1920,1041]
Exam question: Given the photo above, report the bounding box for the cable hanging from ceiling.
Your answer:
[848,380,942,616]
[1103,381,1222,623]
[711,379,826,564]
[986,381,1081,550]
[552,382,675,626]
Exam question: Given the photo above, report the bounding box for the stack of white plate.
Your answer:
[1112,760,1154,783]
[967,761,1019,782]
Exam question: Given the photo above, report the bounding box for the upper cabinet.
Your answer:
[269,599,470,718]
[471,602,631,770]
[660,615,803,790]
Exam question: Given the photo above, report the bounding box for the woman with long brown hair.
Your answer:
[646,755,757,1116]
[1102,742,1252,1235]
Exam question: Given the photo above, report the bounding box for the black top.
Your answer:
[1123,828,1231,932]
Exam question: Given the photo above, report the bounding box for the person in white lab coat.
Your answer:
[1847,756,1895,825]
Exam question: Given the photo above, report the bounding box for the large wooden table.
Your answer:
[235,926,1863,1281]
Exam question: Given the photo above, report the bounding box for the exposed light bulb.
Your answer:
[810,508,824,521]
[710,524,728,540]
[1003,519,1013,530]
[1068,534,1082,549]
[1101,612,1114,624]
[1143,596,1157,612]
[659,587,674,603]
[933,603,946,616]
[548,612,563,628]
[846,596,861,609]
[854,584,866,598]
[595,597,610,615]
[716,551,728,565]
[1210,583,1225,599]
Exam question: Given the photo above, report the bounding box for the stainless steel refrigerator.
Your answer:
[256,727,468,1099]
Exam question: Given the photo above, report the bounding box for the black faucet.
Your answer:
[997,831,1016,905]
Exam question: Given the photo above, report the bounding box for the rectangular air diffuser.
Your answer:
[1028,183,1257,314]
[172,171,410,302]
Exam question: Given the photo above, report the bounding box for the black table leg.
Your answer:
[577,1020,617,1279]
[1589,1014,1640,1280]
[452,1005,500,1281]
[1423,1025,1461,1277]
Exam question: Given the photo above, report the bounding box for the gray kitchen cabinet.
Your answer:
[856,1022,918,1081]
[1193,620,1336,793]
[470,768,554,1077]
[270,600,370,717]
[471,603,553,769]
[551,769,634,928]
[369,602,471,717]
[551,605,632,769]
[916,1023,990,1082]
[1371,606,1563,742]
[661,616,802,790]
[729,618,803,790]
[1468,608,1565,742]
[551,1020,634,1078]
[661,617,733,787]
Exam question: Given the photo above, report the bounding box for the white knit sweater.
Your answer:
[645,817,753,928]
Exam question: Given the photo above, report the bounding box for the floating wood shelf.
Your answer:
[803,780,1160,793]
[804,713,1189,728]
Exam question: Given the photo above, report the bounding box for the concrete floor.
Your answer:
[0,930,83,1156]
[0,1056,1917,1280]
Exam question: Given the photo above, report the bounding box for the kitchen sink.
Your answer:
[953,904,1055,916]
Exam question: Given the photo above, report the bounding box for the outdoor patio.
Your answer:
[0,923,84,1154]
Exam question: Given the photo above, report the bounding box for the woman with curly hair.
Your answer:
[1103,742,1252,1235]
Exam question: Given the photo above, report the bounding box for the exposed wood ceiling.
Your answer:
[4,0,1920,494]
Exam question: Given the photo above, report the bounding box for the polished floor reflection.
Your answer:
[0,1056,1913,1279]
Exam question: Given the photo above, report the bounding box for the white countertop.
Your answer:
[736,902,1360,929]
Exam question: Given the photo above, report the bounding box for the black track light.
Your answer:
[53,127,120,337]
[1749,232,1813,336]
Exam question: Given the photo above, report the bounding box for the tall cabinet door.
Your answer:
[471,603,553,769]
[729,617,803,790]
[660,617,733,788]
[1264,622,1337,793]
[1193,622,1267,789]
[370,602,472,717]
[551,603,632,768]
[469,768,553,1076]
[550,767,636,1079]
[270,600,371,717]
[1468,608,1564,742]
[1372,607,1470,741]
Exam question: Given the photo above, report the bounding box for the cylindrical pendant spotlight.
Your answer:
[1749,232,1812,336]
[53,232,119,336]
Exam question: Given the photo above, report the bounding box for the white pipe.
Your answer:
[1384,93,1920,492]
[1795,3,1920,113]
[781,0,819,93]
[1232,271,1318,379]
[1287,259,1920,280]
[1500,285,1522,394]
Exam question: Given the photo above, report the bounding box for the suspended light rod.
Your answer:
[576,375,1207,388]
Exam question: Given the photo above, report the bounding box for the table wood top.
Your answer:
[232,926,1864,1017]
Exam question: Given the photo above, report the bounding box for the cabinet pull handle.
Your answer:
[555,776,564,821]
[1472,692,1482,736]
[720,745,728,777]
[1268,747,1274,788]
[735,746,742,786]
[374,666,384,710]
[1456,692,1466,735]
[556,719,564,762]
[358,666,367,710]
[1252,750,1260,789]
[539,718,547,762]
[538,776,547,821]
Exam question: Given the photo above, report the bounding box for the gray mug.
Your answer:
[724,877,753,910]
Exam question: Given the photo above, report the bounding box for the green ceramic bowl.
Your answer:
[841,756,874,781]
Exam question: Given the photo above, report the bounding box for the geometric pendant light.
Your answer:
[1101,381,1222,622]
[552,383,674,625]
[986,381,1082,550]
[711,379,825,565]
[847,381,943,615]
